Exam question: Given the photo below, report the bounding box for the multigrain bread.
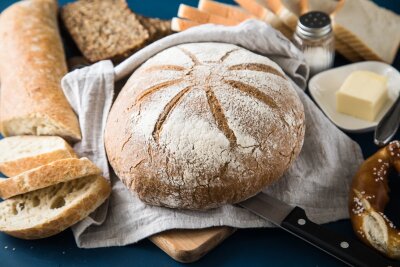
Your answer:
[0,136,77,177]
[105,43,305,210]
[0,0,81,141]
[0,175,111,239]
[61,0,149,62]
[0,158,101,199]
[136,15,172,44]
[332,0,400,64]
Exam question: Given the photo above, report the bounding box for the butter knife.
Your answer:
[238,193,396,267]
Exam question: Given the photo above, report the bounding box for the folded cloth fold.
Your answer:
[61,19,363,248]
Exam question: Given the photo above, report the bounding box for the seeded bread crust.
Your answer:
[0,136,77,177]
[136,15,172,44]
[0,158,101,199]
[0,175,111,239]
[105,43,305,210]
[61,0,149,62]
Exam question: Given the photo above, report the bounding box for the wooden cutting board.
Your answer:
[149,227,236,263]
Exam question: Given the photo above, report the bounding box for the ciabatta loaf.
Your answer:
[0,175,110,239]
[0,136,77,177]
[332,0,400,64]
[105,43,305,210]
[0,158,101,199]
[0,0,81,141]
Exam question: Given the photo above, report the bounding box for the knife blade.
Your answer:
[238,193,396,267]
[374,93,400,146]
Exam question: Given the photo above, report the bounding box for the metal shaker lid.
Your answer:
[296,11,332,39]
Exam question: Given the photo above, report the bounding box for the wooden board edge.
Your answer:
[149,227,236,263]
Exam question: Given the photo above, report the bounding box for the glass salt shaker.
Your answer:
[293,11,335,77]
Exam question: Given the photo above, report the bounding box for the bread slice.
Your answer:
[171,18,201,32]
[0,158,101,199]
[0,136,77,177]
[178,4,239,26]
[332,0,400,64]
[198,0,254,22]
[285,0,363,62]
[0,175,111,239]
[61,0,149,62]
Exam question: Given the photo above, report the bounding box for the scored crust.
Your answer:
[105,43,305,210]
[0,158,101,199]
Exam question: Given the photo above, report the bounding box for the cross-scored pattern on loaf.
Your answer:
[135,46,287,146]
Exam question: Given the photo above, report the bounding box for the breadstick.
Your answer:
[171,17,201,32]
[178,4,239,26]
[198,0,254,22]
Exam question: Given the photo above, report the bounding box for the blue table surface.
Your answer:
[0,0,399,266]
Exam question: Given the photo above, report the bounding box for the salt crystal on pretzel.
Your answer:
[349,141,400,259]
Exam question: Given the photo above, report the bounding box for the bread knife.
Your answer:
[374,93,400,146]
[238,193,397,267]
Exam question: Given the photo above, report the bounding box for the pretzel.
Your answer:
[349,141,400,259]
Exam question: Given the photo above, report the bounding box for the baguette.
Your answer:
[0,0,81,141]
[178,4,239,26]
[198,0,254,22]
[0,158,101,199]
[0,175,111,239]
[0,136,77,177]
[171,18,201,32]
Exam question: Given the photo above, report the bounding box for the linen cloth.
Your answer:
[61,20,363,248]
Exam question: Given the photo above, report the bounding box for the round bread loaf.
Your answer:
[105,42,305,210]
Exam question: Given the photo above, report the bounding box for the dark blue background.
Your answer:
[0,0,399,266]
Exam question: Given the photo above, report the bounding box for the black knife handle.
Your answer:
[281,207,396,267]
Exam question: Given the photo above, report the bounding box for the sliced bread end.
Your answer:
[0,136,77,177]
[0,157,102,199]
[0,175,111,239]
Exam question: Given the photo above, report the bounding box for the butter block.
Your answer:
[336,71,388,121]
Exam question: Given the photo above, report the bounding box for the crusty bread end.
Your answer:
[0,175,111,239]
[0,136,77,177]
[0,157,102,199]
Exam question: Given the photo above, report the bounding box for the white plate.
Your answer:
[308,61,400,133]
